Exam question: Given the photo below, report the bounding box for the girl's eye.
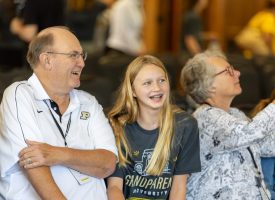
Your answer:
[143,81,151,86]
[159,78,166,83]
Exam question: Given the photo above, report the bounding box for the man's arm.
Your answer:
[20,140,117,178]
[59,148,117,178]
[24,166,66,200]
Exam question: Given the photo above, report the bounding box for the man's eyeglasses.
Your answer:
[214,65,235,77]
[46,51,87,61]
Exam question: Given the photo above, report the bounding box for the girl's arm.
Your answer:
[107,177,125,200]
[169,174,188,200]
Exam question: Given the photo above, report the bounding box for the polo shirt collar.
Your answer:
[28,73,80,113]
[28,73,50,100]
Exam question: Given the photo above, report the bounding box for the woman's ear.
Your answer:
[209,86,216,94]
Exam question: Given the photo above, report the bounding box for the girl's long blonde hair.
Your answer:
[108,55,175,176]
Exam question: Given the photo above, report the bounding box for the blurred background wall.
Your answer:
[0,0,273,112]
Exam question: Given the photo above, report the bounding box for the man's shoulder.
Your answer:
[3,81,30,97]
[73,89,99,105]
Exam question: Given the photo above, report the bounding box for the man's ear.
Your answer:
[39,53,51,69]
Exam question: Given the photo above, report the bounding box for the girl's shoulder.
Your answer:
[174,110,197,125]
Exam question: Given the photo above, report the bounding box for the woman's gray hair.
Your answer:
[180,50,227,104]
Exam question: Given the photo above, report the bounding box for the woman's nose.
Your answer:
[234,69,241,78]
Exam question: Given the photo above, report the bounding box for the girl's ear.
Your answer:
[132,87,137,97]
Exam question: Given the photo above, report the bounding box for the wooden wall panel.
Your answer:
[143,0,161,54]
[223,0,267,39]
[143,0,171,53]
[170,0,183,53]
[204,0,226,49]
[144,0,268,53]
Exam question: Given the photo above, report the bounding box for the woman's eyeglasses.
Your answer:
[214,65,235,77]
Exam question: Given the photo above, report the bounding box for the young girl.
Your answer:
[107,55,201,199]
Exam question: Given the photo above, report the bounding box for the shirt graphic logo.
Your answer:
[134,149,171,176]
[133,151,140,157]
[80,111,90,120]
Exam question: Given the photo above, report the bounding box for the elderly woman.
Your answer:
[180,50,275,200]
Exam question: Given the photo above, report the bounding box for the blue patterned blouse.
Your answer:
[187,103,275,200]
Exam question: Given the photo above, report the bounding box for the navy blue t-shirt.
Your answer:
[109,111,201,199]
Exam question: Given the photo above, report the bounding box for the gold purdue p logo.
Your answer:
[80,111,90,120]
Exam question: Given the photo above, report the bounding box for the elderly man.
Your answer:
[0,26,117,199]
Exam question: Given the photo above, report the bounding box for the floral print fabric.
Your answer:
[187,104,275,200]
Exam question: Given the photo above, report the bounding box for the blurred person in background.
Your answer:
[10,0,65,43]
[105,0,146,57]
[235,0,275,58]
[89,0,115,40]
[0,0,15,41]
[86,0,116,54]
[181,0,220,57]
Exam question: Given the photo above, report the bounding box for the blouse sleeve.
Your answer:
[259,130,275,157]
[194,104,275,153]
